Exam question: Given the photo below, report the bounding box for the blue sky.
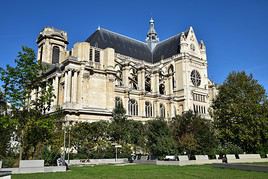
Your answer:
[0,0,268,91]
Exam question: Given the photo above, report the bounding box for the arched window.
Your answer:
[115,64,123,86]
[160,103,165,118]
[168,65,175,89]
[52,46,60,64]
[145,71,151,92]
[159,71,165,95]
[159,84,165,95]
[39,46,43,62]
[115,97,122,108]
[129,68,138,90]
[95,49,100,62]
[128,99,138,116]
[89,48,93,61]
[145,101,152,117]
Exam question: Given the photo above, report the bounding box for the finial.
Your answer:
[146,17,159,51]
[150,17,154,24]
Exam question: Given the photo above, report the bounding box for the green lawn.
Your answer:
[248,162,268,166]
[13,164,268,179]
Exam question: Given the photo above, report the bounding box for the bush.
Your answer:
[2,156,19,168]
[215,142,243,155]
[43,146,61,166]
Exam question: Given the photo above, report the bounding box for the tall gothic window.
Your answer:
[89,48,93,61]
[159,84,165,95]
[95,49,100,62]
[52,46,60,64]
[145,70,151,92]
[168,65,175,89]
[115,64,123,86]
[115,97,122,108]
[160,103,165,118]
[128,99,138,116]
[39,46,43,62]
[145,101,152,117]
[159,71,165,95]
[129,67,138,90]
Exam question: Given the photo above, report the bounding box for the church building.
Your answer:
[36,18,217,122]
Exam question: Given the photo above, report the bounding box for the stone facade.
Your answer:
[36,19,217,123]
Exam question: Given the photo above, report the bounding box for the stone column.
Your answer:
[137,68,145,91]
[66,70,72,103]
[122,65,129,88]
[64,72,68,103]
[141,68,145,91]
[153,100,159,117]
[155,72,159,94]
[139,97,145,117]
[72,71,78,103]
[150,74,155,93]
[124,96,129,115]
[168,75,173,95]
[54,75,59,106]
[170,102,175,118]
[138,70,142,90]
[78,65,85,105]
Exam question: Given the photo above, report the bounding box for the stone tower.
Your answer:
[36,27,68,64]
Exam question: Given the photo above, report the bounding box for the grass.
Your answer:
[13,164,268,179]
[248,162,268,166]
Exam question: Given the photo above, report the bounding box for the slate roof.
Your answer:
[85,28,182,63]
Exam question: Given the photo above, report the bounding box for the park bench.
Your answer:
[178,155,189,161]
[140,156,148,160]
[164,155,176,161]
[226,154,236,160]
[19,160,44,168]
[195,155,209,160]
[238,154,261,159]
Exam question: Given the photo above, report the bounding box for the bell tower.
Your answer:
[36,27,68,64]
[146,18,159,51]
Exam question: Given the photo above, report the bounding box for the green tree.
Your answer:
[0,115,15,159]
[71,121,110,159]
[109,103,128,144]
[211,71,268,153]
[146,118,176,158]
[126,120,146,154]
[0,46,59,160]
[170,111,216,155]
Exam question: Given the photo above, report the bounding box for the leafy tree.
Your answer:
[170,111,216,155]
[178,133,198,155]
[0,115,15,159]
[146,118,176,158]
[71,121,110,159]
[109,103,128,144]
[0,46,59,160]
[211,71,268,153]
[125,120,146,154]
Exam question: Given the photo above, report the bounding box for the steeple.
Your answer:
[146,18,159,51]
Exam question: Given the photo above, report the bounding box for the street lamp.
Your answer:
[112,143,122,162]
[63,121,72,164]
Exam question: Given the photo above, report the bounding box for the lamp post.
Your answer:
[67,124,71,165]
[63,126,66,161]
[112,143,122,162]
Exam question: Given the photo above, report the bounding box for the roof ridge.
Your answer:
[159,33,181,44]
[99,28,148,46]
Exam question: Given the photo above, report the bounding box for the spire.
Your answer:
[146,17,159,51]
